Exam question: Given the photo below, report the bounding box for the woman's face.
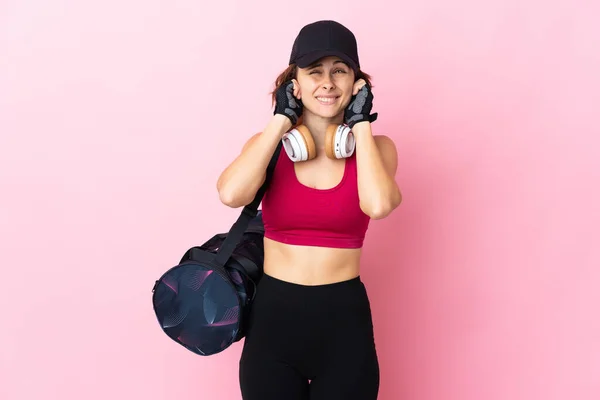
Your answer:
[294,56,356,120]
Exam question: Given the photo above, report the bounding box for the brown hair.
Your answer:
[270,63,373,128]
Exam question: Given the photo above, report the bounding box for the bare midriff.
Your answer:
[263,237,362,286]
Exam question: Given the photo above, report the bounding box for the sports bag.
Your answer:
[152,142,282,356]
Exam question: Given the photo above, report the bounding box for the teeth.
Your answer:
[316,97,336,104]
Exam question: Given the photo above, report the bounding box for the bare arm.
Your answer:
[352,121,402,219]
[216,114,291,208]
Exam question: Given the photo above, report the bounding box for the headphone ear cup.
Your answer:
[325,124,355,159]
[282,125,316,162]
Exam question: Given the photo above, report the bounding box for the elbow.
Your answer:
[365,204,394,220]
[217,173,263,208]
[362,190,402,220]
[217,179,242,208]
[218,186,248,209]
[217,183,256,208]
[361,201,392,219]
[218,189,238,208]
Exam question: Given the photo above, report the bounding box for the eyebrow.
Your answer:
[307,60,349,69]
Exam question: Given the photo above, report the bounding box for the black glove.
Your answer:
[344,83,378,129]
[274,80,303,125]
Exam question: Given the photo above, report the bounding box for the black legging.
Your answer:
[239,273,380,400]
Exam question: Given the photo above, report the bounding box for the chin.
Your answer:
[320,110,341,119]
[306,105,343,120]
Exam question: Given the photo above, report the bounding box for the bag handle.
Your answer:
[213,141,282,267]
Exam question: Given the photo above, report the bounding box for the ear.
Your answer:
[292,79,301,99]
[352,79,366,96]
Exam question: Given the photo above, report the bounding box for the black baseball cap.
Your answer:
[289,20,360,72]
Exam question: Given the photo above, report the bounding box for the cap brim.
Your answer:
[294,50,359,72]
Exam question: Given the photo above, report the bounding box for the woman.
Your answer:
[217,20,402,400]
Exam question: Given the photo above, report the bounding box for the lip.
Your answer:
[315,95,340,105]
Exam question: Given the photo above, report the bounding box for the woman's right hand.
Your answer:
[274,79,303,125]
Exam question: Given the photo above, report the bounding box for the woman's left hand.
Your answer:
[344,79,378,128]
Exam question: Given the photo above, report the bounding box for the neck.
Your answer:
[302,111,345,154]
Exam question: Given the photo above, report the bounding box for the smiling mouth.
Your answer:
[315,96,339,105]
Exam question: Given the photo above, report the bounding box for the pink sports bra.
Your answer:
[261,148,371,248]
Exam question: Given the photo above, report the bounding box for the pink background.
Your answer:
[1,1,599,399]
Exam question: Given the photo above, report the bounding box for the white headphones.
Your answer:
[282,124,355,162]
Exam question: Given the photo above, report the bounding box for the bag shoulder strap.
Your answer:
[213,141,282,267]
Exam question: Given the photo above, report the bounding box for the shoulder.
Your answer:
[373,134,398,176]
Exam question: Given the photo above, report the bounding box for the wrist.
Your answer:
[269,114,293,137]
[350,120,372,135]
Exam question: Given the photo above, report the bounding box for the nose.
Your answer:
[321,75,336,90]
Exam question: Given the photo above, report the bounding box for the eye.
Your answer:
[309,70,321,75]
[334,69,347,74]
